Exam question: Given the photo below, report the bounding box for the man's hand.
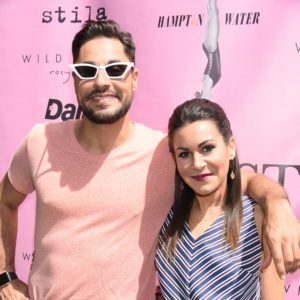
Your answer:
[262,199,300,279]
[0,279,29,300]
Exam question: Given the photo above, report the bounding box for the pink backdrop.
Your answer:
[0,0,299,298]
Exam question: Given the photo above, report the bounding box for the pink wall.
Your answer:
[0,0,299,298]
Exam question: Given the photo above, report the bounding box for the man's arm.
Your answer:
[241,168,300,279]
[0,173,29,299]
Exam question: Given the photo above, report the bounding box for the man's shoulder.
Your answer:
[134,123,166,142]
[133,123,169,154]
[25,120,76,152]
[133,124,174,167]
[28,120,74,139]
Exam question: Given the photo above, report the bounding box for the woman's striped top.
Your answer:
[155,196,262,300]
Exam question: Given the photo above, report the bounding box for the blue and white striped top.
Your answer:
[155,196,262,300]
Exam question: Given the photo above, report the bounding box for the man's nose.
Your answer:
[93,69,110,87]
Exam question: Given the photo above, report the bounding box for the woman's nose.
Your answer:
[192,153,206,170]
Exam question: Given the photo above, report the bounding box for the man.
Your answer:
[0,20,299,300]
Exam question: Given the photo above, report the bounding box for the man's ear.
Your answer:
[132,67,139,91]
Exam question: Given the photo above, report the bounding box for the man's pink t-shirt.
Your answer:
[8,120,175,300]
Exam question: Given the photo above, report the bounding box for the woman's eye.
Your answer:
[202,145,215,153]
[178,152,189,158]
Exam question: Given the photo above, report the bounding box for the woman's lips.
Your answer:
[191,173,213,181]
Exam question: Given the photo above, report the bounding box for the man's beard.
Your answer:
[78,88,133,124]
[79,98,132,124]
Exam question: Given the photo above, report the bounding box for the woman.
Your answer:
[155,98,283,300]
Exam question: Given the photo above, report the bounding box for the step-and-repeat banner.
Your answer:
[0,0,299,298]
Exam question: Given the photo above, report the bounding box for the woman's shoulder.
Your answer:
[241,195,264,241]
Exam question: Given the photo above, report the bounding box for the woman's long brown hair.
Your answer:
[160,98,242,258]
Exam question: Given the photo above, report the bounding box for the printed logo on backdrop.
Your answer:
[240,163,300,187]
[284,283,300,297]
[42,6,107,24]
[157,0,260,102]
[21,6,108,85]
[21,53,72,84]
[224,12,260,26]
[21,252,34,272]
[157,11,260,28]
[158,14,204,28]
[45,99,82,120]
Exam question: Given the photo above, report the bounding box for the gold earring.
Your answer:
[230,170,235,180]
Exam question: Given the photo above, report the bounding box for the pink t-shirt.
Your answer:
[8,120,175,300]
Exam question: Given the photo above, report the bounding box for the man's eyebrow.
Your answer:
[79,59,123,65]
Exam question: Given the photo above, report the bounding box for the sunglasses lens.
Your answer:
[75,65,97,78]
[106,64,128,77]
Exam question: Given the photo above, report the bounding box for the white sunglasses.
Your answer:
[69,62,134,80]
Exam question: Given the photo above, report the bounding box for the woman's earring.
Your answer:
[230,170,235,180]
[179,181,184,190]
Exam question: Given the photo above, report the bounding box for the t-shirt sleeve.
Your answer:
[8,135,34,195]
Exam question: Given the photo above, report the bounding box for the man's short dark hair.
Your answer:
[72,20,136,63]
